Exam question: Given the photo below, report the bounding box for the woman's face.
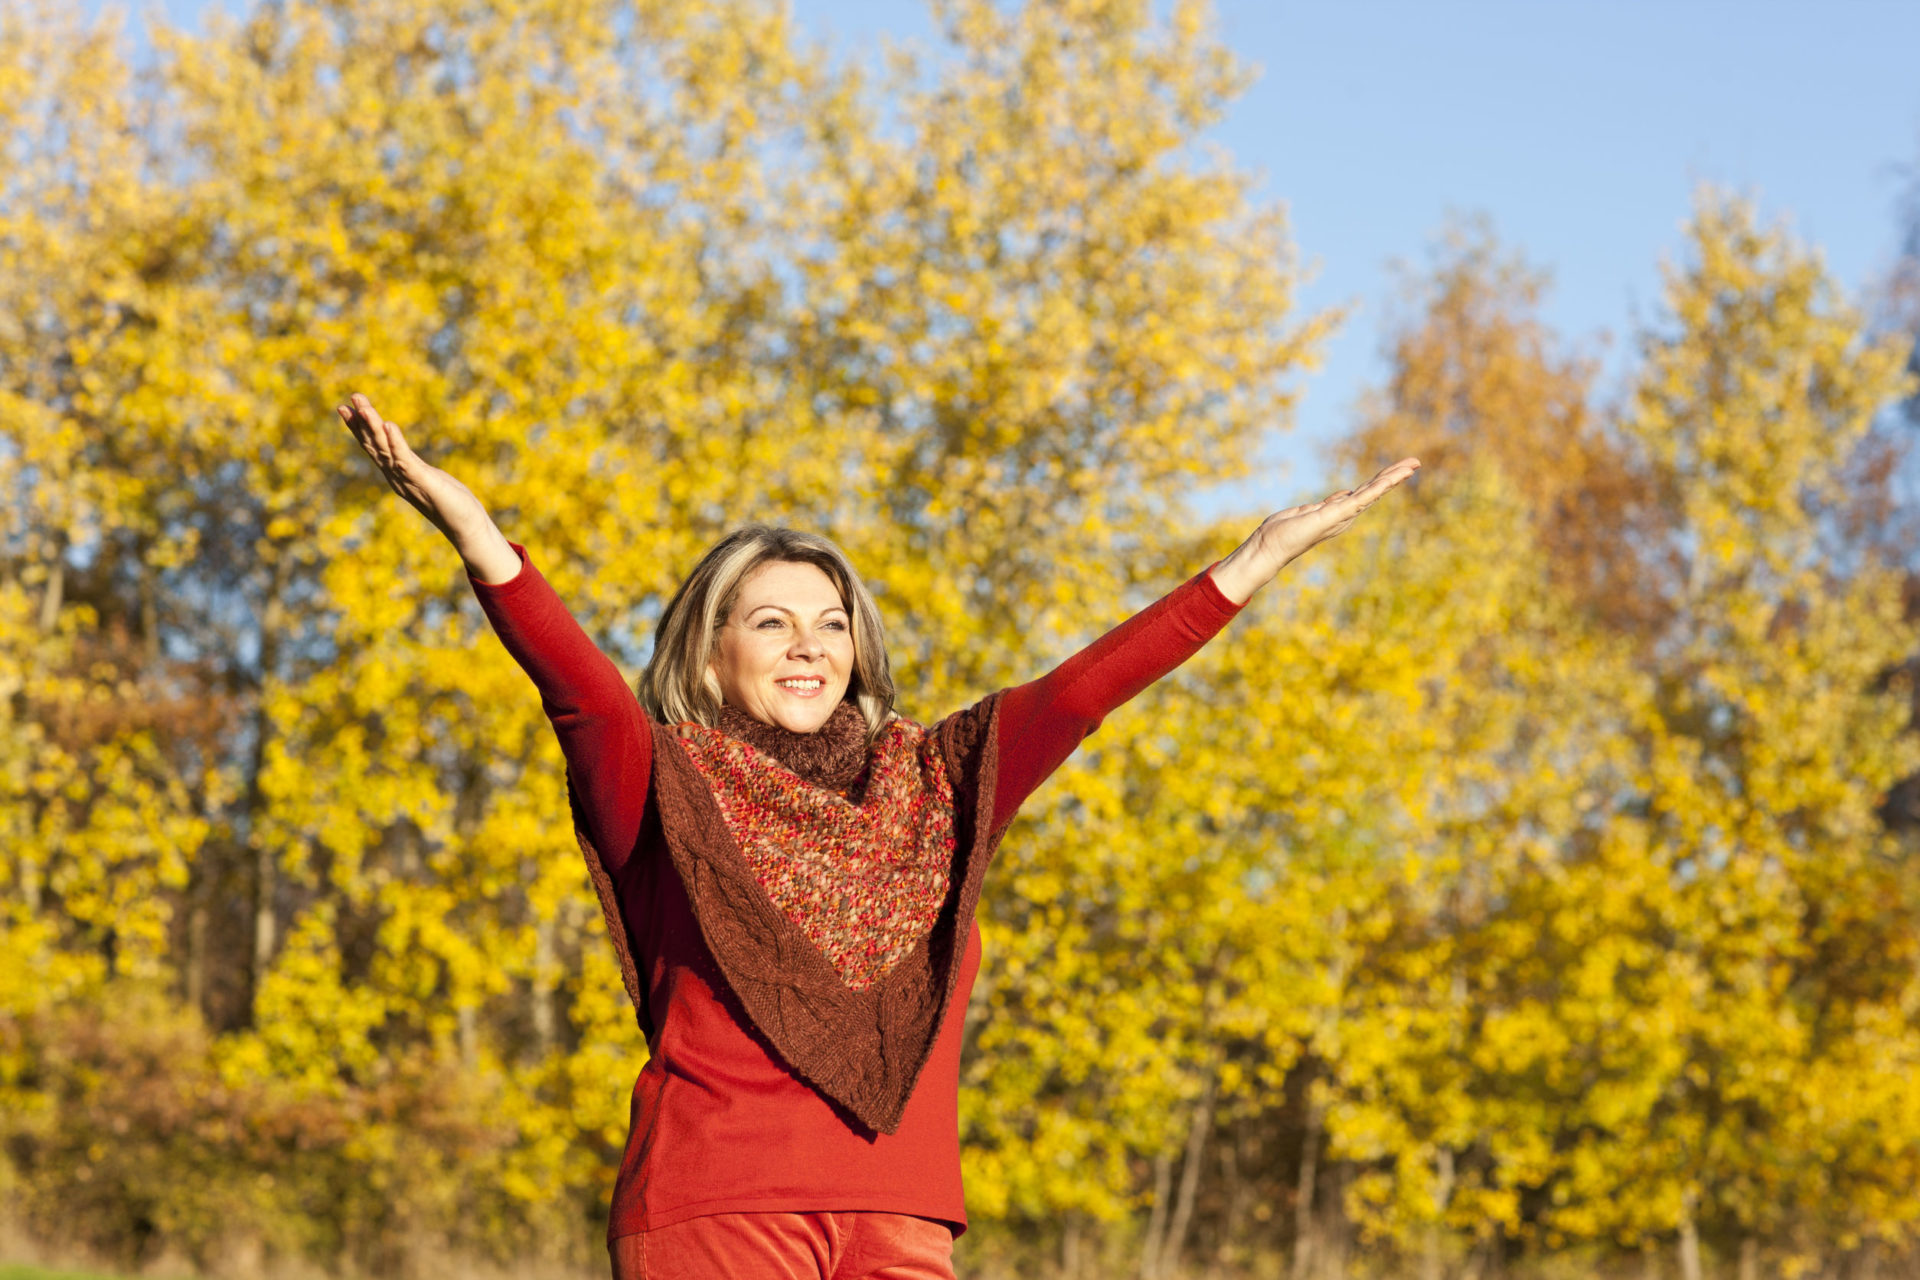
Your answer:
[707,560,855,733]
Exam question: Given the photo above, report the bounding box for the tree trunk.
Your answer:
[245,564,288,1020]
[37,553,63,633]
[252,830,278,998]
[1322,1161,1351,1280]
[1138,1149,1174,1280]
[1738,1236,1757,1280]
[1213,1119,1246,1276]
[1456,1234,1485,1280]
[1291,1091,1324,1280]
[457,1003,479,1068]
[531,911,557,1056]
[1678,1204,1702,1280]
[185,894,208,1015]
[1061,1213,1082,1280]
[1297,917,1350,1280]
[1160,1069,1218,1277]
[139,558,160,668]
[1423,1147,1457,1280]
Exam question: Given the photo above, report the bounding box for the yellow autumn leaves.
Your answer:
[2,0,1917,1276]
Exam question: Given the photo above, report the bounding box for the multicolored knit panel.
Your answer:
[673,719,959,992]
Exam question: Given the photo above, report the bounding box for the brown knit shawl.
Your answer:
[564,692,1006,1136]
[713,700,873,795]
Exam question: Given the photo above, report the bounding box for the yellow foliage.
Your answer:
[3,0,1918,1272]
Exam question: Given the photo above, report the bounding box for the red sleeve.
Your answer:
[467,541,653,875]
[989,563,1245,833]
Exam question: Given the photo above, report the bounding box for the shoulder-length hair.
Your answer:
[637,525,897,743]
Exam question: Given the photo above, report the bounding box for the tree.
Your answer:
[1571,191,1920,1275]
[1333,220,1667,638]
[0,0,1326,1267]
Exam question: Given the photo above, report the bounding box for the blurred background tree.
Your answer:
[3,0,1918,1277]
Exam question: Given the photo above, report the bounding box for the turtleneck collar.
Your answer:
[714,698,872,794]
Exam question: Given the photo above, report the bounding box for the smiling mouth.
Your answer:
[777,678,825,697]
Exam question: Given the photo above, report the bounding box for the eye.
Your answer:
[825,620,848,631]
[756,618,785,629]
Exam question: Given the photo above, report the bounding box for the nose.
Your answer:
[789,627,827,659]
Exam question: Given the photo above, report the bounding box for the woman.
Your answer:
[338,391,1418,1280]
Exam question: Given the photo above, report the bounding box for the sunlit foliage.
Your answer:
[2,0,1916,1275]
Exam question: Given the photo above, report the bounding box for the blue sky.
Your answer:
[84,0,1920,512]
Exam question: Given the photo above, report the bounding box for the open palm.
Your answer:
[1255,457,1422,570]
[337,392,487,539]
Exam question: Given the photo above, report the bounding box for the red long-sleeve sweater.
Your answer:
[468,542,1244,1242]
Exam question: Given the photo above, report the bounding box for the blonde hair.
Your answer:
[638,525,897,743]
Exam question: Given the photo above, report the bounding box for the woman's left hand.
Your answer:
[1209,457,1422,605]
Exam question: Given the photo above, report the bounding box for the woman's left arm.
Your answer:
[987,456,1421,832]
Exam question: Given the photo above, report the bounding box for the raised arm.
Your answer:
[338,392,654,873]
[465,544,654,871]
[986,456,1422,832]
[987,564,1244,832]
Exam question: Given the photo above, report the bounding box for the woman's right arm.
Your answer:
[339,392,653,873]
[465,543,654,871]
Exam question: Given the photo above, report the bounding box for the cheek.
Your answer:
[713,633,755,683]
[749,633,792,672]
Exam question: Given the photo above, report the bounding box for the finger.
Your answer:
[1343,459,1420,504]
[384,417,415,458]
[1323,486,1373,515]
[342,401,403,473]
[1373,457,1421,486]
[386,425,428,477]
[1357,469,1396,496]
[339,398,375,437]
[351,393,389,438]
[365,412,406,466]
[340,404,382,458]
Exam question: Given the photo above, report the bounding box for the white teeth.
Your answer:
[778,679,822,689]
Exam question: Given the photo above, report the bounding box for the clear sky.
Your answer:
[83,0,1920,511]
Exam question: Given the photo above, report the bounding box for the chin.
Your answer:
[769,701,836,733]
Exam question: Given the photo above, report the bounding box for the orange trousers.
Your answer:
[609,1210,958,1280]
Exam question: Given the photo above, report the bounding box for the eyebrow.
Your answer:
[744,603,849,619]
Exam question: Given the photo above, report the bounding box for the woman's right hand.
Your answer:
[337,392,490,542]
